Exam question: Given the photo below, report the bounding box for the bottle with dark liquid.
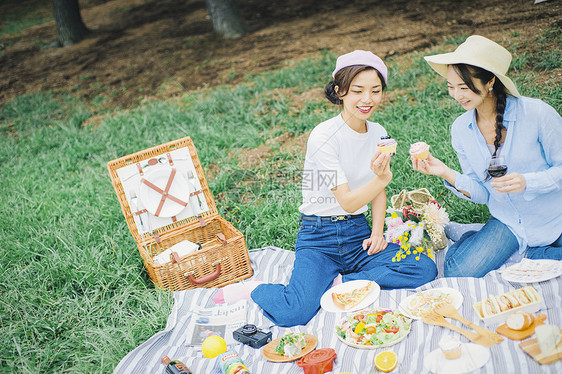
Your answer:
[161,356,194,374]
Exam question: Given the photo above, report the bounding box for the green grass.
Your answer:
[0,0,53,38]
[1,28,561,373]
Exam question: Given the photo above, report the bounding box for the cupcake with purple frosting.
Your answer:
[377,135,397,156]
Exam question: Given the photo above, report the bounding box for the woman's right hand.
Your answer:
[370,151,392,182]
[411,153,447,177]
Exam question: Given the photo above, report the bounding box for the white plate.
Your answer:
[138,168,191,218]
[501,259,562,283]
[398,287,463,320]
[424,343,490,374]
[335,308,412,349]
[320,280,380,313]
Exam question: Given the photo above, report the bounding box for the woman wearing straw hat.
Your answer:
[411,35,562,277]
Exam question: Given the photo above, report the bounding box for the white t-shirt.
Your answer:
[298,113,388,216]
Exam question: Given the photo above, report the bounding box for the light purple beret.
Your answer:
[332,50,388,84]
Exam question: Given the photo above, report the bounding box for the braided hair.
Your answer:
[452,64,507,156]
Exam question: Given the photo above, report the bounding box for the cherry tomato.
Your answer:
[366,326,377,334]
[353,313,364,321]
[384,326,399,334]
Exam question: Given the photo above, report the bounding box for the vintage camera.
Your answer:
[233,324,272,349]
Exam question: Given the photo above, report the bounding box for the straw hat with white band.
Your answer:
[424,35,521,98]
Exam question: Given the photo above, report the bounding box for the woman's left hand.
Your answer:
[362,234,388,255]
[490,172,526,193]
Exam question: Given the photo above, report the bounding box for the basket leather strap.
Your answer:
[216,233,227,245]
[140,168,188,217]
[153,232,161,244]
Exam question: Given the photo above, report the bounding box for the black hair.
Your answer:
[324,65,387,105]
[452,64,507,156]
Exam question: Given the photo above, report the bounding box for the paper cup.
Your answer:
[535,324,561,354]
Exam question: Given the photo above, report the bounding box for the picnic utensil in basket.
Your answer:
[107,136,253,291]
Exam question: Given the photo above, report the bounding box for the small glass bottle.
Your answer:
[161,356,194,374]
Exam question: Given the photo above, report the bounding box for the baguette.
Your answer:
[505,311,534,330]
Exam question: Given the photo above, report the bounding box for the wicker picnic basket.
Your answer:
[107,136,253,291]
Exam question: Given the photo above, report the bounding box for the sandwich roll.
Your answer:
[505,292,520,308]
[474,286,541,320]
[497,295,509,312]
[482,296,501,318]
[516,286,539,305]
[506,311,534,331]
[523,286,541,303]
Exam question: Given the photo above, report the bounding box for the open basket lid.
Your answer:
[107,136,219,245]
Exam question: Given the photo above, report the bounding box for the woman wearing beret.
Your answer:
[215,50,437,326]
[412,35,562,277]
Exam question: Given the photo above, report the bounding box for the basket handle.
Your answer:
[185,261,222,285]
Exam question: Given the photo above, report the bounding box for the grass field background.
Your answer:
[1,26,561,372]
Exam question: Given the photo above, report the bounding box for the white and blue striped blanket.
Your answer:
[114,246,562,374]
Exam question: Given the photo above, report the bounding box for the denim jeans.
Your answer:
[444,217,562,277]
[251,215,437,327]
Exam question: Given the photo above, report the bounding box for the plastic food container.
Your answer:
[473,287,542,326]
[296,348,337,374]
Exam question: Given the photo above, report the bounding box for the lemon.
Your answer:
[201,335,227,358]
[374,350,397,372]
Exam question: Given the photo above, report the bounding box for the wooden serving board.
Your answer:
[496,314,546,341]
[262,334,318,363]
[519,329,562,365]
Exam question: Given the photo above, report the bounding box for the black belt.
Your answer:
[301,214,365,222]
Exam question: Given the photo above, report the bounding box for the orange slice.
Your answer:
[374,350,398,372]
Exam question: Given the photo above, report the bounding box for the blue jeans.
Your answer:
[251,215,437,327]
[444,217,562,277]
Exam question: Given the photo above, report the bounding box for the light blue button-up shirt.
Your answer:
[445,95,562,253]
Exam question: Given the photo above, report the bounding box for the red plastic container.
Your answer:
[296,348,337,374]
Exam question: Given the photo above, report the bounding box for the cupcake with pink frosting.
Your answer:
[377,136,398,156]
[409,142,430,160]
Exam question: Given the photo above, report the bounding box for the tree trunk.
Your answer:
[52,0,90,47]
[204,0,246,39]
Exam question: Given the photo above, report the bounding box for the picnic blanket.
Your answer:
[114,246,562,374]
